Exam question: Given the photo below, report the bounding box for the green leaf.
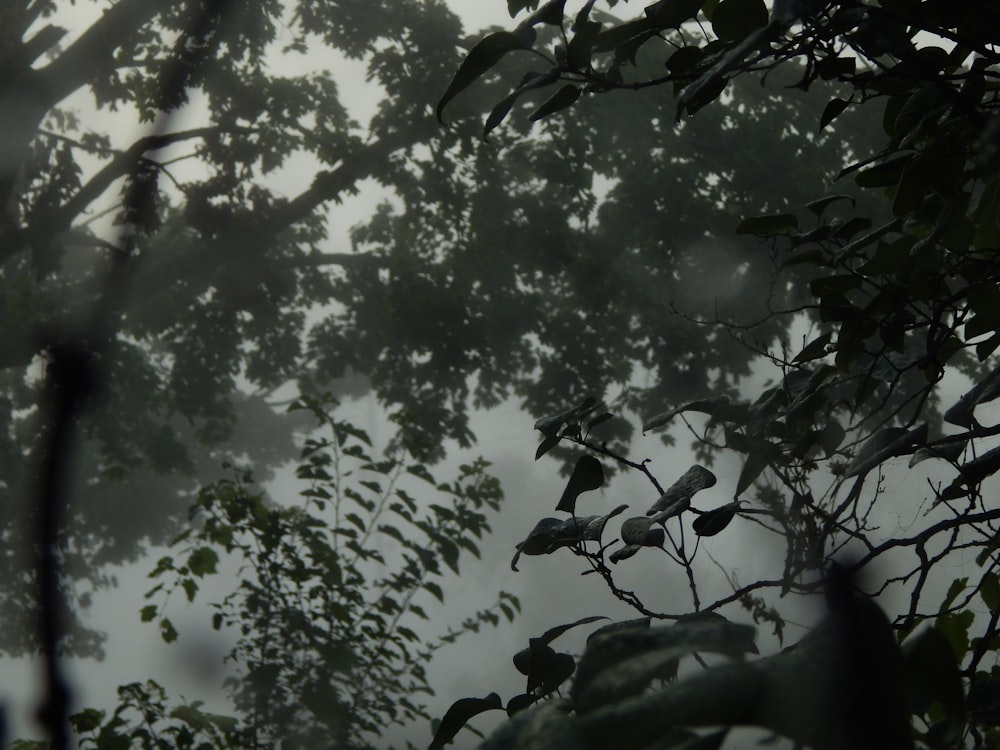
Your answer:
[181,578,198,603]
[555,455,605,513]
[436,31,535,124]
[819,97,850,132]
[935,610,975,662]
[735,213,799,235]
[711,0,768,42]
[69,708,105,734]
[159,618,178,644]
[692,502,739,536]
[981,572,1000,612]
[140,605,157,623]
[187,546,219,577]
[529,84,582,121]
[939,577,967,614]
[428,693,503,750]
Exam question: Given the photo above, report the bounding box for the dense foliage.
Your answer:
[0,0,874,661]
[428,0,1000,748]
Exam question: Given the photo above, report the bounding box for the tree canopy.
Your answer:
[0,0,876,660]
[426,0,1000,747]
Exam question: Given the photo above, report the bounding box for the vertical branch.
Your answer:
[30,1,237,746]
[34,344,96,750]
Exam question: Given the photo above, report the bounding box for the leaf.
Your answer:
[692,502,739,536]
[506,693,538,716]
[529,84,582,121]
[854,152,913,188]
[805,194,856,216]
[535,434,560,460]
[711,0,768,42]
[483,91,521,139]
[159,618,178,644]
[428,693,503,750]
[522,644,576,693]
[140,605,157,623]
[511,505,628,570]
[586,411,614,431]
[572,618,757,713]
[609,544,642,562]
[902,627,965,723]
[908,441,965,468]
[535,615,610,647]
[736,213,799,235]
[818,97,850,132]
[556,455,605,513]
[436,31,535,124]
[620,516,665,546]
[647,465,716,516]
[943,362,1000,428]
[735,449,770,496]
[586,617,651,645]
[644,397,730,433]
[645,0,705,28]
[69,708,105,734]
[187,546,219,577]
[844,423,927,478]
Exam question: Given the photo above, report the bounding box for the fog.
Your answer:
[1,2,993,750]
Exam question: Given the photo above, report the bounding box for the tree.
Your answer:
[428,0,1000,747]
[0,0,878,661]
[15,397,515,749]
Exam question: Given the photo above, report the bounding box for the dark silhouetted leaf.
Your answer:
[506,693,538,716]
[844,423,927,477]
[556,455,605,512]
[819,97,849,131]
[529,84,582,121]
[646,0,705,28]
[736,213,799,235]
[429,693,503,749]
[692,502,739,536]
[712,0,768,42]
[620,516,665,546]
[535,434,560,460]
[437,31,535,124]
[805,194,856,216]
[644,398,730,433]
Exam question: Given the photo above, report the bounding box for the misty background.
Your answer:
[0,1,989,749]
